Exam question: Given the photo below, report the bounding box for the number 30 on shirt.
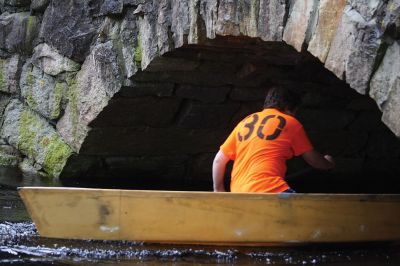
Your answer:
[238,114,287,142]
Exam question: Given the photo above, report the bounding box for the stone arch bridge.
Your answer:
[1,0,400,192]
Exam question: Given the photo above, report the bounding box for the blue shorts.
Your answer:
[282,188,296,193]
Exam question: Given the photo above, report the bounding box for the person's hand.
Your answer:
[323,155,335,169]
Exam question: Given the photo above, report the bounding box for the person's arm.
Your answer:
[302,149,335,170]
[212,150,230,192]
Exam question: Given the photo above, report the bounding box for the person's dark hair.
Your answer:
[263,86,300,112]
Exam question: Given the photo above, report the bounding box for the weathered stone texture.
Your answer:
[283,0,317,52]
[30,0,50,13]
[31,43,81,76]
[325,4,382,94]
[382,77,400,137]
[370,41,400,104]
[19,61,67,120]
[40,0,101,62]
[307,0,346,62]
[0,54,23,94]
[56,41,122,151]
[0,12,40,54]
[0,99,73,177]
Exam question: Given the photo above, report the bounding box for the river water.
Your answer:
[1,167,400,265]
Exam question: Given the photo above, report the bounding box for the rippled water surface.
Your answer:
[1,180,400,265]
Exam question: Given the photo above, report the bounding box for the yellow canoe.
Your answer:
[18,187,400,246]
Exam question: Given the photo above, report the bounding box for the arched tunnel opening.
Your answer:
[60,36,400,194]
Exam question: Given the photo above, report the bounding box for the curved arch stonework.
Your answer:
[0,0,399,180]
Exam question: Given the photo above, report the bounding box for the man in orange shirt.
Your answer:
[213,86,335,193]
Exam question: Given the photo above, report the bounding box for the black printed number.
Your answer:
[238,114,258,141]
[238,114,286,141]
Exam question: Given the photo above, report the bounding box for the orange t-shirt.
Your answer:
[220,108,313,193]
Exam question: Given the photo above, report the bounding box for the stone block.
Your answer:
[229,87,266,101]
[4,0,30,7]
[99,0,123,16]
[0,54,23,94]
[145,56,200,72]
[307,0,346,62]
[176,84,230,103]
[190,153,214,181]
[177,101,240,129]
[366,127,400,158]
[31,43,81,76]
[90,97,181,128]
[104,155,189,180]
[382,77,400,137]
[0,99,73,177]
[370,42,400,110]
[20,61,65,120]
[308,130,369,157]
[118,82,174,98]
[0,12,40,54]
[57,41,123,151]
[40,0,100,62]
[297,108,356,132]
[325,5,382,94]
[348,110,385,132]
[80,127,229,156]
[283,0,318,52]
[213,0,287,41]
[30,0,49,13]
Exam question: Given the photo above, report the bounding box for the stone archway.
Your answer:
[1,0,399,189]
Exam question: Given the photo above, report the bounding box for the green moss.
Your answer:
[43,135,73,178]
[18,110,38,159]
[51,81,63,119]
[67,77,79,141]
[25,16,37,40]
[134,34,142,65]
[25,66,37,109]
[0,153,19,167]
[19,109,73,178]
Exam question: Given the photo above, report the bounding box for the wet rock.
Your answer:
[0,99,73,178]
[0,54,23,94]
[0,12,40,55]
[307,0,347,62]
[57,41,122,152]
[31,43,81,76]
[0,144,21,166]
[20,61,65,120]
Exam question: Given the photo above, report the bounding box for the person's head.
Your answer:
[263,86,300,114]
